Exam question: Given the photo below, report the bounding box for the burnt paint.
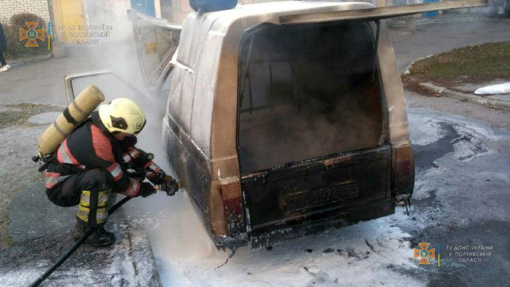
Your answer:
[221,180,246,237]
[250,197,395,248]
[242,145,392,231]
[164,118,216,234]
[392,143,415,200]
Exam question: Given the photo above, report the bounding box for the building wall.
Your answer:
[0,0,51,24]
[166,0,193,23]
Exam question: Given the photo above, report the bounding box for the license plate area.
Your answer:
[283,182,359,213]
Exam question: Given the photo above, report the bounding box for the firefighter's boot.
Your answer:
[74,188,115,247]
[73,219,116,247]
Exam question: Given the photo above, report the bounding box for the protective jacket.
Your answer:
[44,111,162,197]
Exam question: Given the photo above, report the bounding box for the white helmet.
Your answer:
[98,98,146,135]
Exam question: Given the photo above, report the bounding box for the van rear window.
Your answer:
[237,22,384,174]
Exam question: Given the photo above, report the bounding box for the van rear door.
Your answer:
[237,21,392,243]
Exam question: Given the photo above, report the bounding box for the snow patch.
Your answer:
[474,83,510,95]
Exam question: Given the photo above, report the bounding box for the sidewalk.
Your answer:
[6,52,53,68]
[405,54,510,111]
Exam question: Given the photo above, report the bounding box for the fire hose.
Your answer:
[29,178,180,287]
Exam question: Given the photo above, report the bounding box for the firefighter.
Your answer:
[43,98,177,247]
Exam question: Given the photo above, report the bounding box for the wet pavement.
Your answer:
[401,108,510,286]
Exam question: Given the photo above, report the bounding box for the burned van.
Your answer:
[129,1,485,248]
[153,1,414,249]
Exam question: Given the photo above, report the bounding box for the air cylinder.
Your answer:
[37,85,105,159]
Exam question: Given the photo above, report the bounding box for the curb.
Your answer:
[420,82,510,111]
[9,52,53,68]
[404,55,433,75]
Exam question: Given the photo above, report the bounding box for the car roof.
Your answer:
[203,1,375,32]
[176,1,375,68]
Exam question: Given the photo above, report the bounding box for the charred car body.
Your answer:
[161,1,413,249]
[129,1,487,248]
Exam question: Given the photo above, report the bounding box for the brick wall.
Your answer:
[0,0,51,25]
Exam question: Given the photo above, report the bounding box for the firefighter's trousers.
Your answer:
[46,168,114,227]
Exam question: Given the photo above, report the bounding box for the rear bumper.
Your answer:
[213,197,395,249]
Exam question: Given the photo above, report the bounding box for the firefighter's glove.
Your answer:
[160,178,179,196]
[153,170,169,185]
[138,182,157,198]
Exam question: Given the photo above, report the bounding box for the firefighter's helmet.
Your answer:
[99,98,146,135]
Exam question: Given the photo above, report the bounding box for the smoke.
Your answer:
[238,21,384,173]
[64,0,147,97]
[83,0,132,42]
[239,84,383,173]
